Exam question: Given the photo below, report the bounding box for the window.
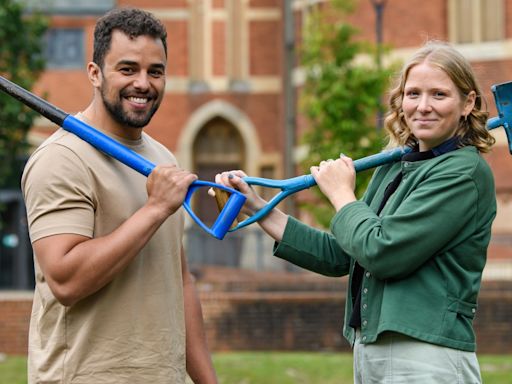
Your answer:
[449,0,504,44]
[0,190,34,290]
[44,28,84,69]
[20,0,114,15]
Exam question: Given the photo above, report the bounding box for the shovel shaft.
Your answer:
[0,75,245,240]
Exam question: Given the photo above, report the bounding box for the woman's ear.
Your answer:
[463,90,477,117]
[87,62,102,88]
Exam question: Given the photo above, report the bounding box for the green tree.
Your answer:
[0,0,47,188]
[299,0,393,227]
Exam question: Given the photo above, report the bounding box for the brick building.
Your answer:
[19,0,512,277]
[1,0,512,356]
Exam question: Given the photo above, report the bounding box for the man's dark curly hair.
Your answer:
[93,7,167,69]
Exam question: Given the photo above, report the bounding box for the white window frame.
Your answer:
[448,0,504,44]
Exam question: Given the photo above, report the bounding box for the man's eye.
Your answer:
[120,67,134,74]
[149,70,164,78]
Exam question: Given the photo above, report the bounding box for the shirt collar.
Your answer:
[403,136,461,162]
[431,136,461,156]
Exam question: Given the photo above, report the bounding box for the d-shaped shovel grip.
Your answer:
[487,81,512,154]
[0,75,244,240]
[61,116,246,240]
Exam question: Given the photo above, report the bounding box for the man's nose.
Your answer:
[133,72,150,90]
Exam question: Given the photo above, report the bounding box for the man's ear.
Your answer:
[87,62,102,87]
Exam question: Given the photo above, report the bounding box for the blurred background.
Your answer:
[1,0,511,381]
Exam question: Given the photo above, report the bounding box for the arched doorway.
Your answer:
[187,117,245,267]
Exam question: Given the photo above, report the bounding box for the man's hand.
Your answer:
[146,164,198,219]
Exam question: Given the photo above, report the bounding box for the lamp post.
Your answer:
[283,0,296,216]
[370,0,387,68]
[370,0,387,129]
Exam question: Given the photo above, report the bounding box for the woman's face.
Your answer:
[401,62,475,151]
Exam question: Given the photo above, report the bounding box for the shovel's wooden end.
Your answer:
[210,188,244,230]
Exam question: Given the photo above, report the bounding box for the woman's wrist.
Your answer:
[329,189,356,212]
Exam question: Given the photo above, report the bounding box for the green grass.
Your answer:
[1,352,511,384]
[0,355,27,384]
[213,352,353,384]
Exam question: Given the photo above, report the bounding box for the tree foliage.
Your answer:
[0,0,47,188]
[299,0,393,227]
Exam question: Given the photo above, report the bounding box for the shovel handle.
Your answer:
[0,75,244,240]
[224,146,411,231]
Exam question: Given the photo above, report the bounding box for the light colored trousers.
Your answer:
[353,330,482,384]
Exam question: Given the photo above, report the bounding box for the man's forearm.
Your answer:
[183,275,218,384]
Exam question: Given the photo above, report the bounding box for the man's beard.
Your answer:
[100,86,161,129]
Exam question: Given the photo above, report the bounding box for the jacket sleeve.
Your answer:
[330,171,481,280]
[274,216,351,277]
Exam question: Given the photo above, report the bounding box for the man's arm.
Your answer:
[182,249,218,384]
[32,164,196,306]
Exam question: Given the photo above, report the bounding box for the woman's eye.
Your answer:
[434,91,446,98]
[406,90,419,98]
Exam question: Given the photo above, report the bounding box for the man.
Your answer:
[21,8,217,383]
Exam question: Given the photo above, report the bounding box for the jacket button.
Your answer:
[365,272,371,278]
[363,288,368,294]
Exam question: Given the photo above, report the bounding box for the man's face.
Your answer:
[99,30,166,129]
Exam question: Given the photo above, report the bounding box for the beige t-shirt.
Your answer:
[22,119,186,383]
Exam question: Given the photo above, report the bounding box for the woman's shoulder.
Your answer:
[445,146,492,172]
[434,146,495,190]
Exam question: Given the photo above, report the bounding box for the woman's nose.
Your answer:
[417,95,432,112]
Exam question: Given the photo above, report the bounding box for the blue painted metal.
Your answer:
[230,146,412,231]
[230,80,512,230]
[487,81,512,154]
[0,75,245,240]
[61,116,246,240]
[3,75,512,237]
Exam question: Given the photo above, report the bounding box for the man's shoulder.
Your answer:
[31,127,97,159]
[141,132,177,163]
[22,128,97,187]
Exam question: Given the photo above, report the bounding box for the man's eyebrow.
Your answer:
[116,60,138,67]
[150,63,166,70]
[115,60,165,70]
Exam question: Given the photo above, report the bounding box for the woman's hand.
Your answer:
[310,155,357,211]
[213,170,268,216]
[212,170,287,241]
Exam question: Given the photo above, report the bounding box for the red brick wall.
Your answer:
[201,291,347,352]
[0,293,32,355]
[2,279,511,355]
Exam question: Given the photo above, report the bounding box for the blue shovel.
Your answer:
[218,80,512,232]
[0,75,246,240]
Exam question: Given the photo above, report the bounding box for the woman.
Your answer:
[216,41,496,383]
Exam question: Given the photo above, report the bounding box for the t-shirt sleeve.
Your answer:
[22,143,96,242]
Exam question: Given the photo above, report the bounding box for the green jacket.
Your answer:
[274,146,496,351]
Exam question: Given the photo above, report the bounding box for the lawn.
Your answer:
[1,352,511,384]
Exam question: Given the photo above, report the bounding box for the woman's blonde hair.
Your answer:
[384,41,495,153]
